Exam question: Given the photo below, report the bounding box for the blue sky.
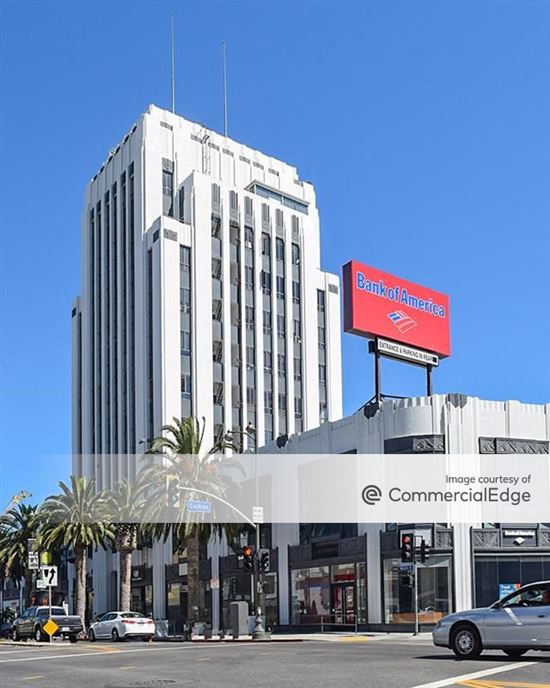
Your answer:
[1,0,549,506]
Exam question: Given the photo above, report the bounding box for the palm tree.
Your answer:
[0,503,39,608]
[146,416,242,627]
[105,476,150,612]
[37,476,114,624]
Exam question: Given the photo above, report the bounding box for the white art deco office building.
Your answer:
[71,105,343,618]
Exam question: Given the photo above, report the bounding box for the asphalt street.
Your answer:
[0,637,548,688]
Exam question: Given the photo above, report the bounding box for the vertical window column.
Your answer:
[261,213,273,444]
[317,290,327,423]
[89,208,95,453]
[211,184,224,445]
[291,221,303,433]
[104,190,111,454]
[244,197,256,439]
[180,246,192,418]
[275,232,287,435]
[128,163,136,454]
[229,191,242,442]
[111,183,118,454]
[120,172,128,455]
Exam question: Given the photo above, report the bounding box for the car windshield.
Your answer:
[38,608,65,617]
[121,612,145,618]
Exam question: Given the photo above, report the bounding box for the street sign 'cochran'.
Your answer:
[343,260,451,357]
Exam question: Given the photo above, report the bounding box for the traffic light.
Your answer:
[259,549,270,573]
[401,534,414,563]
[420,539,430,563]
[242,545,254,571]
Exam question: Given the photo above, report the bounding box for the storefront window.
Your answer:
[131,584,153,618]
[291,566,330,624]
[291,562,367,626]
[166,582,186,633]
[474,555,550,608]
[383,555,452,624]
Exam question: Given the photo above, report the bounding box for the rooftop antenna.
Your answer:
[170,14,175,114]
[222,41,228,137]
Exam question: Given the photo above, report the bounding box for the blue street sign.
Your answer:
[187,499,212,513]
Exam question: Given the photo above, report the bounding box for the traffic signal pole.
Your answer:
[413,562,419,636]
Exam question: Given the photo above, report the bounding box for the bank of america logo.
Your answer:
[388,311,417,333]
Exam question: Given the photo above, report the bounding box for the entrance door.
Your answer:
[332,584,355,625]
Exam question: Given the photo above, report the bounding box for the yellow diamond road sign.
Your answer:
[43,619,59,637]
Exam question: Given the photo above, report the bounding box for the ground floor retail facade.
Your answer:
[82,394,549,631]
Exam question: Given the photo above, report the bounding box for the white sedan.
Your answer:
[88,611,155,642]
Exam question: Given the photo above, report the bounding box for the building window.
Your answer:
[180,288,191,312]
[181,374,192,399]
[292,281,300,303]
[178,187,185,221]
[319,364,326,384]
[295,397,303,418]
[276,276,285,298]
[264,351,272,371]
[245,226,254,246]
[246,346,255,365]
[276,238,284,262]
[262,233,271,256]
[265,391,273,413]
[246,387,256,405]
[294,357,302,380]
[278,353,286,377]
[245,306,255,328]
[245,266,254,289]
[180,246,191,270]
[293,319,302,339]
[318,326,326,347]
[278,393,287,411]
[162,168,174,217]
[263,310,272,333]
[181,331,191,355]
[261,270,271,294]
[292,243,300,265]
[317,290,325,310]
[277,315,286,336]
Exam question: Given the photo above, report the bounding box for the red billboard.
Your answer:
[343,261,451,357]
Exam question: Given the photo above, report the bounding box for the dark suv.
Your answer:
[12,606,83,643]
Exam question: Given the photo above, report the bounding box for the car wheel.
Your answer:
[34,627,43,643]
[142,636,152,642]
[69,635,78,644]
[112,628,121,642]
[503,649,527,659]
[451,624,482,660]
[88,628,96,642]
[11,628,19,642]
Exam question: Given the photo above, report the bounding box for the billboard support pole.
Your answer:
[426,365,433,396]
[374,339,382,402]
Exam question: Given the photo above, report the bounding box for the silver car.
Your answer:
[433,580,550,659]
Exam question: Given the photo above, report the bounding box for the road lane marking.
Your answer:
[0,645,196,664]
[22,677,44,681]
[459,681,550,688]
[409,662,539,688]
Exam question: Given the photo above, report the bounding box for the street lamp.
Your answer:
[224,425,269,640]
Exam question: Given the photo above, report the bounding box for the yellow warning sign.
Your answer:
[42,619,59,637]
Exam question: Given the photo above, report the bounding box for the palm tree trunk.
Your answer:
[119,550,133,612]
[187,530,200,626]
[74,545,87,624]
[24,567,33,608]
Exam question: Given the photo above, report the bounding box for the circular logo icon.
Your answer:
[361,484,382,505]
